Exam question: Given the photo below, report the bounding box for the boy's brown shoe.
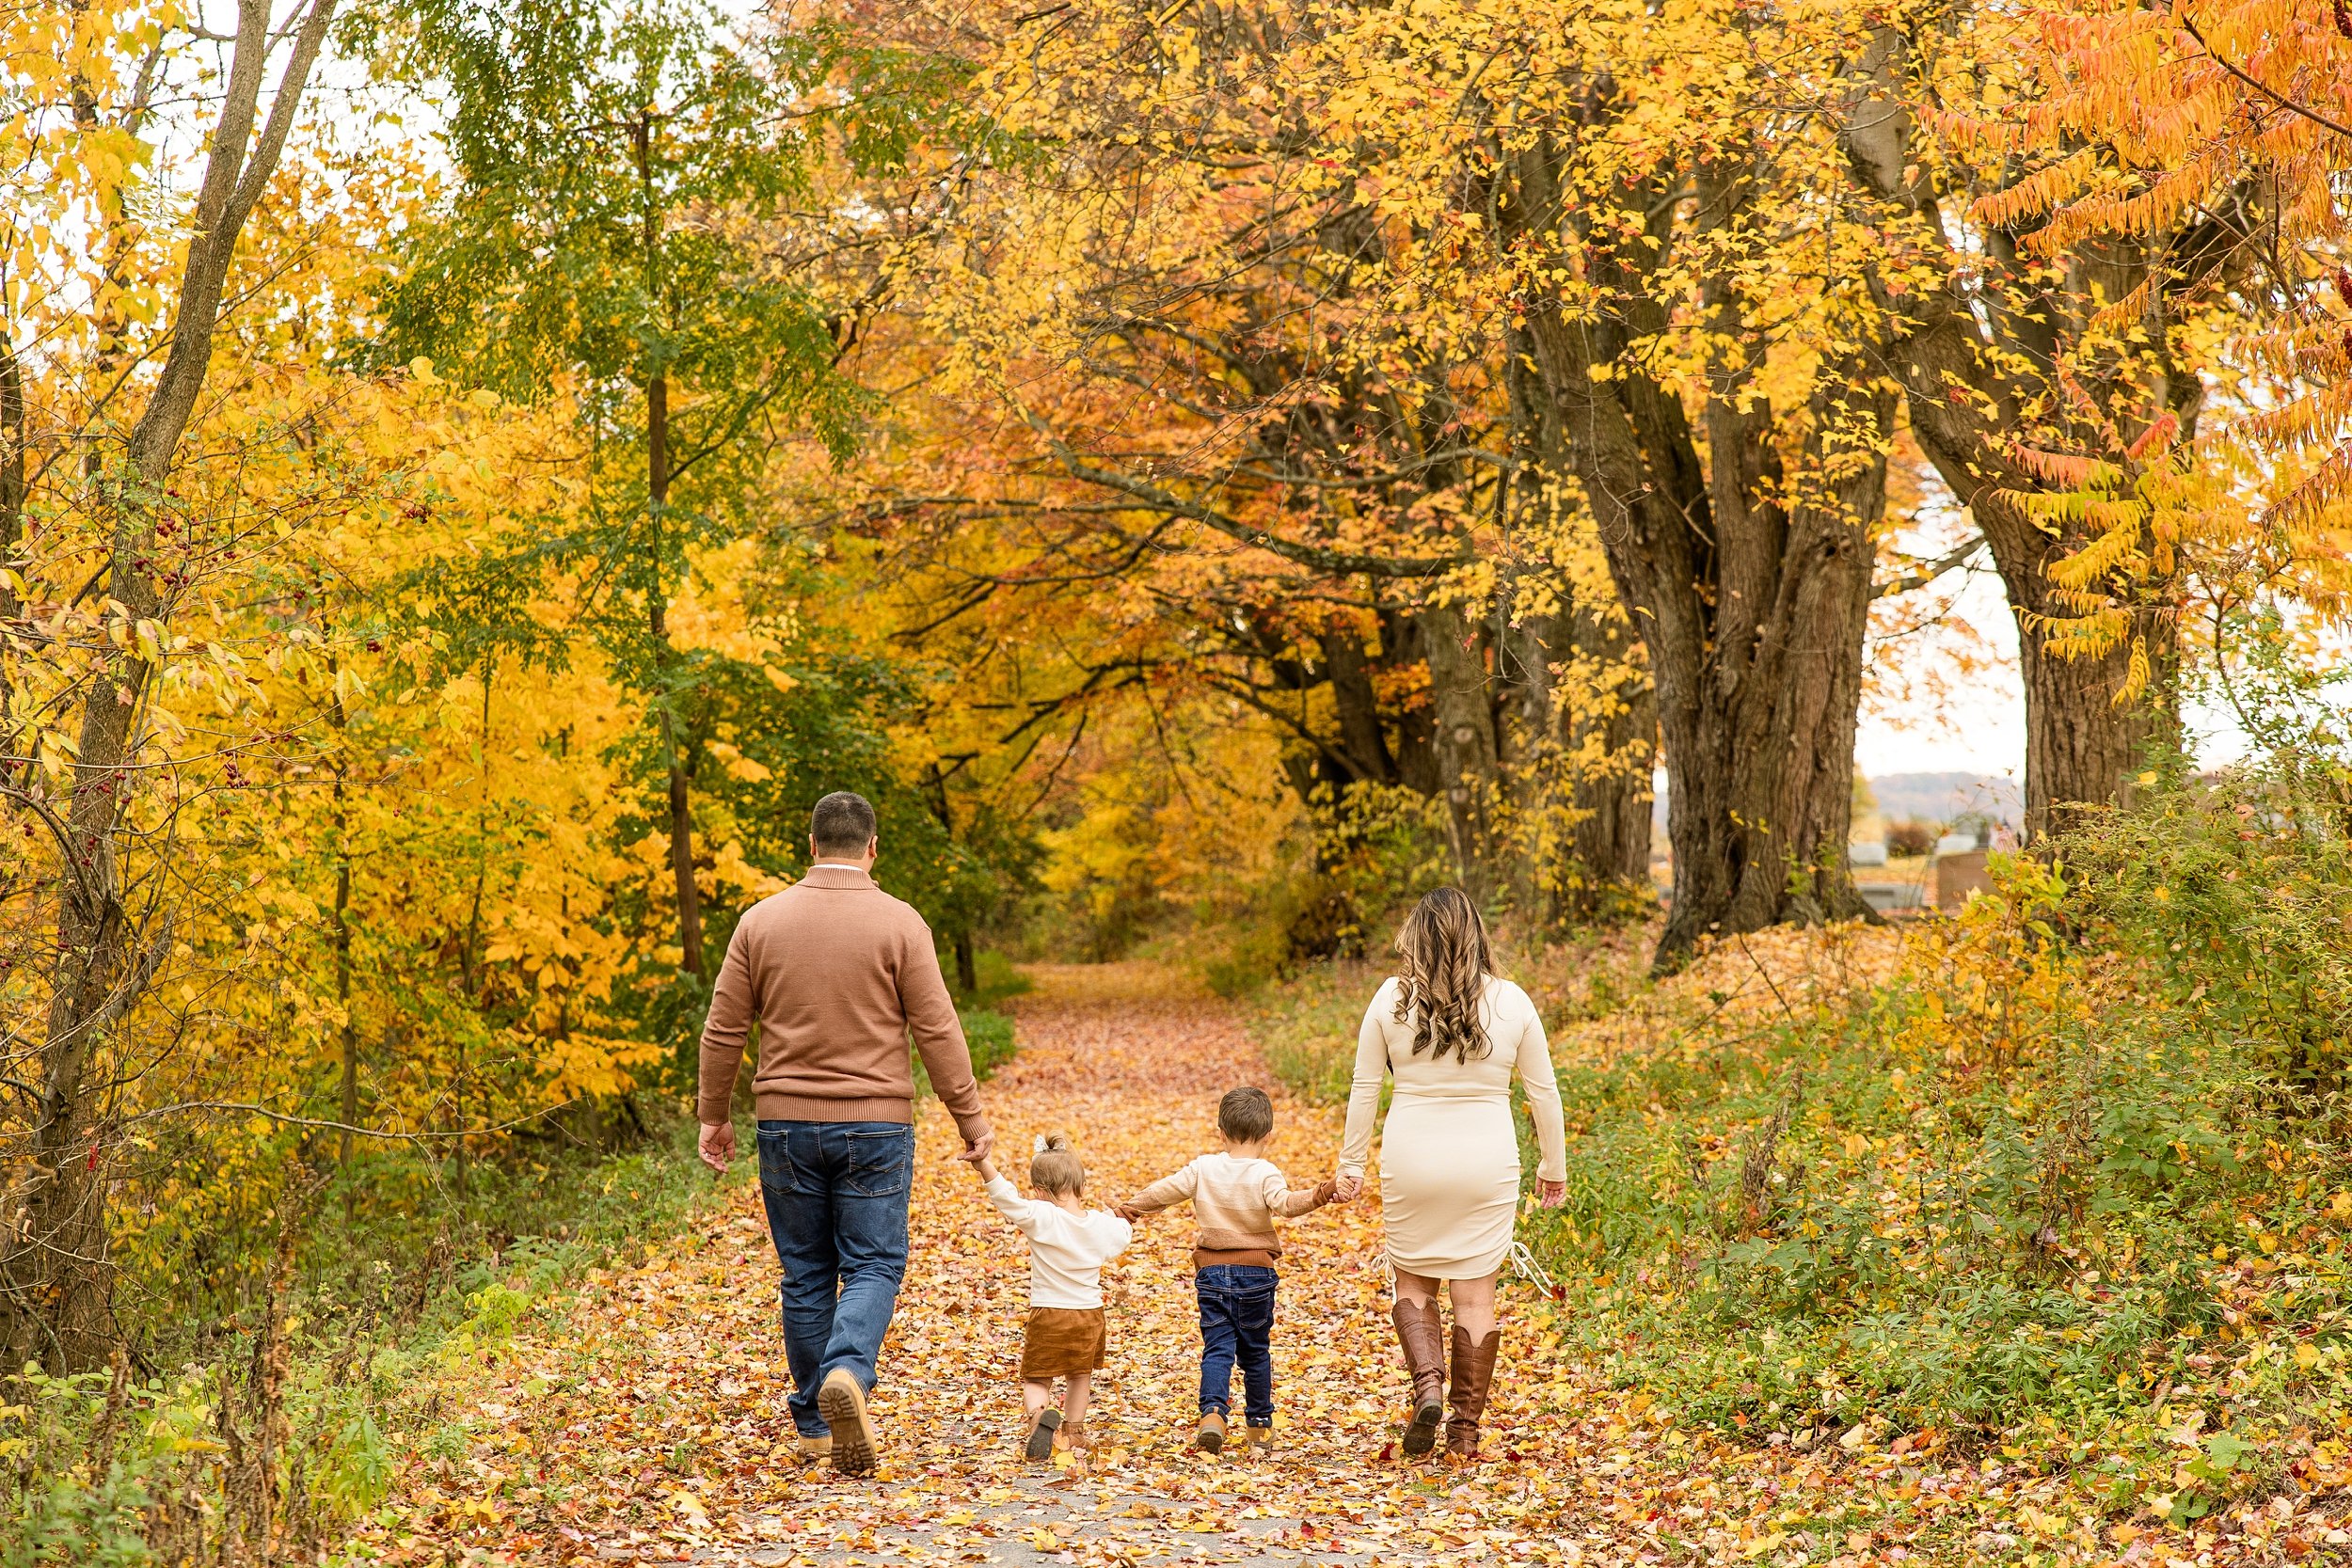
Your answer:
[1024,1407,1062,1462]
[1194,1410,1227,1453]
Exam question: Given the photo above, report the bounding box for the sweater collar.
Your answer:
[802,863,875,889]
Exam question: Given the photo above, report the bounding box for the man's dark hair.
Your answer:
[1217,1085,1275,1144]
[810,791,878,856]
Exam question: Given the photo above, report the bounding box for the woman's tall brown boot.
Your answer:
[1444,1324,1501,1460]
[1390,1299,1448,1456]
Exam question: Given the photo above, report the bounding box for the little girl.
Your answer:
[974,1133,1133,1459]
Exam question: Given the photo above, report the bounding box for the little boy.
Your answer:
[1118,1086,1336,1453]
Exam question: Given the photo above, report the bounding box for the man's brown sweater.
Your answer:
[695,864,990,1144]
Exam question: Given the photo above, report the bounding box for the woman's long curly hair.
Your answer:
[1391,886,1496,1063]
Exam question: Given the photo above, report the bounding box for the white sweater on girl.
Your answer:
[985,1176,1134,1309]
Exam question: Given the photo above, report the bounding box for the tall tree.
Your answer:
[1892,1,2351,832]
[1286,0,1912,962]
[907,0,1658,921]
[1,0,339,1371]
[1834,21,2237,835]
[373,0,866,978]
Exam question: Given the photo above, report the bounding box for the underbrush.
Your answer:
[1250,777,2352,1526]
[4,1114,740,1565]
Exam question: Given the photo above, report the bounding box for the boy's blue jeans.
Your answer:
[1196,1264,1279,1426]
[755,1119,915,1438]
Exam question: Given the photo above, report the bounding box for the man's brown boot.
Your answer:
[1391,1299,1448,1456]
[818,1368,879,1475]
[1194,1410,1228,1454]
[1443,1325,1500,1461]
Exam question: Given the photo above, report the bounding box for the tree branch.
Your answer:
[1872,532,1987,598]
[2178,12,2352,141]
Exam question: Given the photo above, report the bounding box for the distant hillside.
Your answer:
[1867,770,2022,827]
[1652,769,2022,833]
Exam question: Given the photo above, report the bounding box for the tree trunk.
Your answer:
[645,372,705,977]
[1564,606,1657,909]
[331,659,358,1177]
[954,930,978,997]
[1321,626,1397,785]
[1498,145,1885,971]
[1899,315,2190,842]
[1976,495,2178,837]
[1496,602,1656,921]
[0,329,22,623]
[1418,601,1502,903]
[1,0,338,1372]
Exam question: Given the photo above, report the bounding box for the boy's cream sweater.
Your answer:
[1124,1151,1335,1270]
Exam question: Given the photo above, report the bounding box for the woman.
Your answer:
[1335,887,1566,1460]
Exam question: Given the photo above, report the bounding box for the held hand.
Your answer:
[1537,1179,1566,1209]
[697,1120,735,1176]
[971,1155,999,1185]
[1333,1174,1363,1203]
[957,1130,993,1165]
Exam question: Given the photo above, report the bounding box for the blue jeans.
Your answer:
[755,1120,915,1437]
[1196,1264,1278,1425]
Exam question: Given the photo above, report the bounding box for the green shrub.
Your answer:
[963,1008,1019,1080]
[1502,792,2348,1474]
[913,1008,1018,1099]
[2,1370,163,1568]
[968,950,1035,1008]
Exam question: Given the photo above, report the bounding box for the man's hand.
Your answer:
[1333,1173,1364,1202]
[1113,1203,1140,1222]
[698,1120,736,1175]
[1537,1179,1566,1209]
[956,1130,993,1165]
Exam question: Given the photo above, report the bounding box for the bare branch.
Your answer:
[1873,532,1986,598]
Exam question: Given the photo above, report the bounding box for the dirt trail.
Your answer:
[369,964,1618,1566]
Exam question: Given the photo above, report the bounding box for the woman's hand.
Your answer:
[1536,1179,1565,1209]
[1333,1173,1363,1202]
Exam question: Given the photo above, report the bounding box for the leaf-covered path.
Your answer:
[369,964,1637,1565]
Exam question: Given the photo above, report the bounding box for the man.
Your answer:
[697,790,993,1476]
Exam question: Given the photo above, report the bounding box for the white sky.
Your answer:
[1853,562,2257,783]
[1856,561,2024,780]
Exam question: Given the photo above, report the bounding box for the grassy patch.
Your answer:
[963,1006,1019,1079]
[1248,959,1380,1103]
[913,1006,1021,1101]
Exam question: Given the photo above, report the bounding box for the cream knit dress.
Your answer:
[1338,975,1568,1279]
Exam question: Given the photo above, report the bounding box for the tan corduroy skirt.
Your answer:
[1021,1307,1107,1380]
